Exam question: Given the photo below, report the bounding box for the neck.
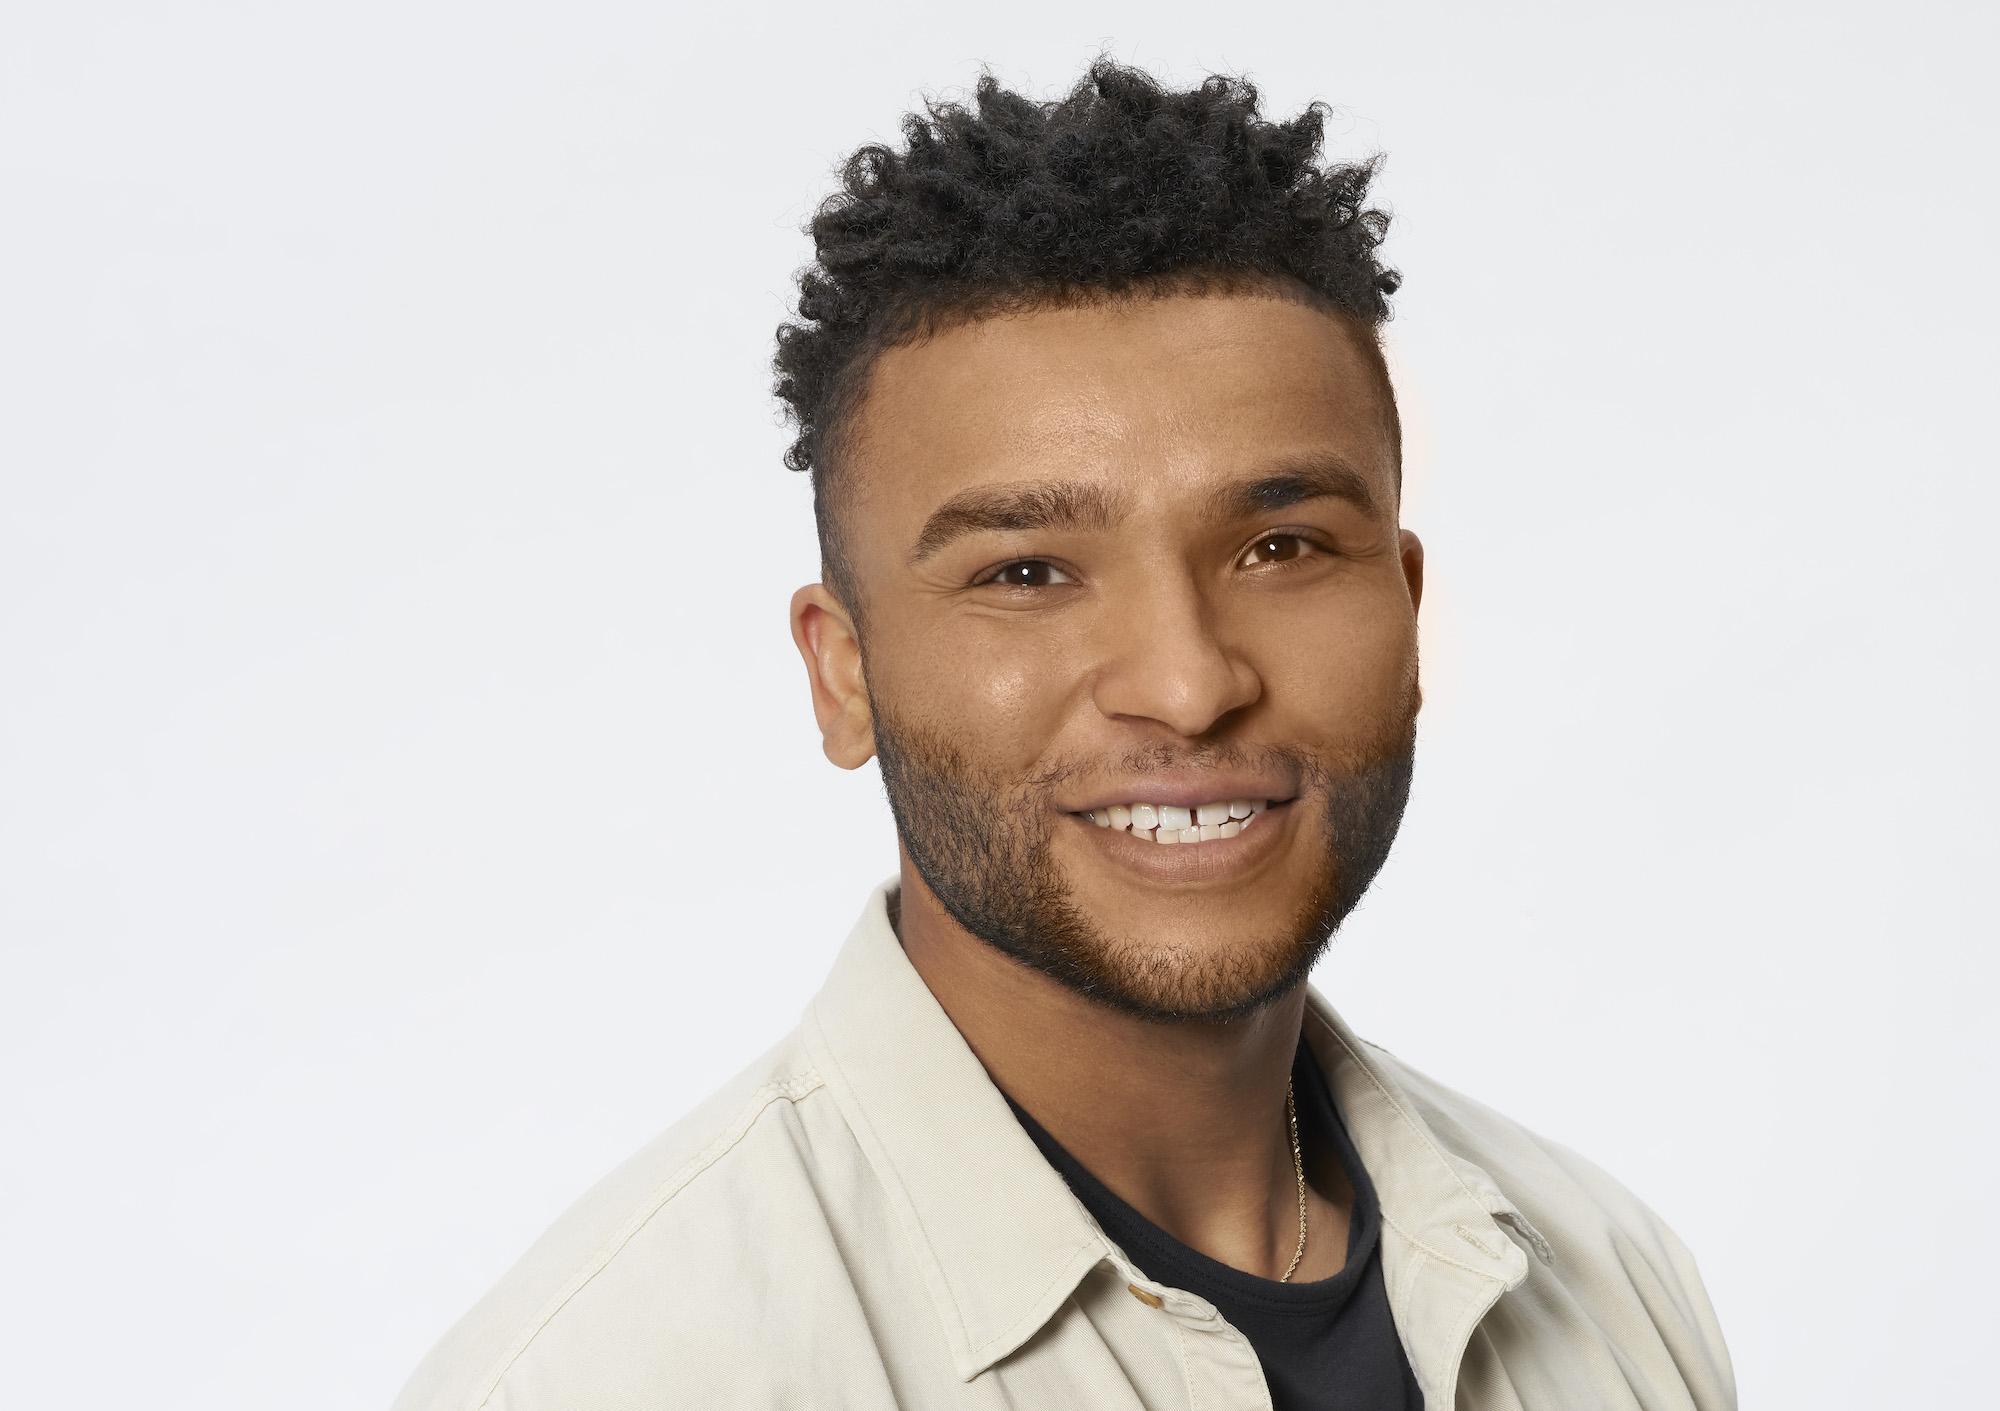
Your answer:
[894,859,1352,1282]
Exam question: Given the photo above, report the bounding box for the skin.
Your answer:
[790,289,1423,1282]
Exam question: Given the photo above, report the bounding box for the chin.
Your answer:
[1066,928,1328,1024]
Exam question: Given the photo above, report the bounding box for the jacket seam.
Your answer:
[1173,1319,1204,1411]
[463,1070,827,1410]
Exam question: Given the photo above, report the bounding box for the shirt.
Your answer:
[395,883,1736,1411]
[1008,1037,1423,1411]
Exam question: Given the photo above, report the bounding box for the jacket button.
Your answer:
[1127,1283,1164,1309]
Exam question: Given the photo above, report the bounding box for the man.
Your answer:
[396,64,1734,1411]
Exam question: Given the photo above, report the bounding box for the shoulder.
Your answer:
[1359,1039,1736,1408]
[1363,1040,1698,1271]
[393,1031,849,1411]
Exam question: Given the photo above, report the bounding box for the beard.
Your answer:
[873,701,1416,1023]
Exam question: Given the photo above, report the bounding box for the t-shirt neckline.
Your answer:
[1005,1038,1384,1320]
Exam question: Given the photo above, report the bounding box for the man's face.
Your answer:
[820,290,1422,1020]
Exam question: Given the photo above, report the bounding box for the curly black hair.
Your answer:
[774,60,1400,601]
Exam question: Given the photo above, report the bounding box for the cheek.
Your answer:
[1250,598,1417,731]
[883,619,1093,764]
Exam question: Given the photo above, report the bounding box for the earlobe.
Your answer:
[789,584,876,769]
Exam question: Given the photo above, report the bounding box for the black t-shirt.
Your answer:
[1008,1043,1423,1411]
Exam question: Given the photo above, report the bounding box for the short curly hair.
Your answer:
[774,60,1400,603]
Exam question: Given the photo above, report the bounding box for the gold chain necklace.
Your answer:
[1279,1078,1307,1281]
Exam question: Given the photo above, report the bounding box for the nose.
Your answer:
[1089,578,1262,737]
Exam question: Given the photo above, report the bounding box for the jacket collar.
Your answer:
[1303,997,1541,1406]
[802,884,1109,1380]
[804,884,1540,1392]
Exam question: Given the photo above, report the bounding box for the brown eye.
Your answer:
[1242,534,1314,567]
[987,560,1073,588]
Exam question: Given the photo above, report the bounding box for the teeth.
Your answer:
[1084,800,1275,844]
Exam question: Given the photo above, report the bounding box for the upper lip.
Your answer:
[1061,771,1300,814]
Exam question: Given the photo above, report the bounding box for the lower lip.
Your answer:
[1067,802,1294,883]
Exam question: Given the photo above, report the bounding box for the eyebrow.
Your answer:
[909,480,1125,563]
[1212,457,1379,521]
[905,456,1381,564]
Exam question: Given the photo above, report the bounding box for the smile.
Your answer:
[1078,799,1272,845]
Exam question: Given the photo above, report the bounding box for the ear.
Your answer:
[790,584,876,769]
[1398,529,1425,616]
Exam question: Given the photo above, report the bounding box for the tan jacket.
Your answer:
[396,885,1735,1411]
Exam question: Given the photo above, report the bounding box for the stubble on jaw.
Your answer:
[872,690,1419,1024]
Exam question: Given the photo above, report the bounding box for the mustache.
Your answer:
[1019,740,1302,792]
[1013,681,1421,797]
[1019,732,1411,797]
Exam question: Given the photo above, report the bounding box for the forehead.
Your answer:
[841,292,1398,530]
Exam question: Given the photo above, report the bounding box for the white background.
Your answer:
[3,2,1994,1407]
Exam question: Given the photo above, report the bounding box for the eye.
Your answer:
[981,560,1074,588]
[1239,534,1320,567]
